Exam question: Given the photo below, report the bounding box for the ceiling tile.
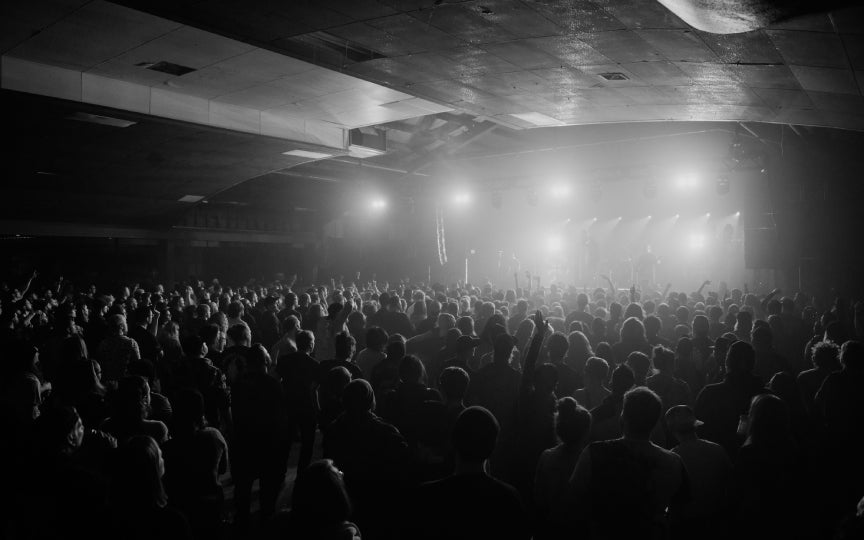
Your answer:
[524,35,612,67]
[468,0,562,38]
[579,64,646,87]
[320,0,398,20]
[842,35,864,70]
[728,64,801,89]
[790,65,859,94]
[674,62,743,87]
[579,30,664,63]
[530,67,601,87]
[481,40,561,70]
[807,91,864,113]
[368,13,465,52]
[416,4,517,45]
[112,26,257,70]
[437,46,522,75]
[593,0,688,29]
[696,30,784,64]
[831,6,864,35]
[767,30,848,69]
[620,61,691,86]
[524,1,624,33]
[767,12,834,32]
[326,22,408,56]
[636,30,719,62]
[750,88,814,110]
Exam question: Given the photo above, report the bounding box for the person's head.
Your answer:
[535,363,559,395]
[456,316,475,336]
[746,393,791,446]
[652,346,675,373]
[595,341,613,363]
[840,340,864,372]
[610,364,636,396]
[333,331,356,360]
[692,315,709,337]
[114,375,150,421]
[452,406,499,465]
[751,325,773,351]
[493,332,516,363]
[811,341,841,370]
[247,343,271,373]
[664,405,703,438]
[282,315,301,336]
[37,404,85,454]
[735,310,753,331]
[182,335,208,359]
[643,315,661,337]
[438,366,470,402]
[364,326,388,353]
[621,387,662,440]
[624,303,644,321]
[620,317,646,343]
[676,336,693,359]
[226,301,244,319]
[708,305,724,322]
[172,387,206,432]
[399,355,426,385]
[566,331,593,364]
[108,314,128,337]
[227,324,251,347]
[626,351,651,383]
[386,338,406,361]
[726,340,755,375]
[342,379,375,414]
[555,397,591,446]
[546,332,569,362]
[296,330,315,354]
[113,435,166,509]
[292,459,352,526]
[584,356,610,385]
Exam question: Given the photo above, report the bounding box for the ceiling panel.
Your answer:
[790,65,860,94]
[767,30,849,69]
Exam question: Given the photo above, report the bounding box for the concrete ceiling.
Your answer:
[2,0,864,229]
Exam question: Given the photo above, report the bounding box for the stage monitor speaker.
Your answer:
[745,227,778,269]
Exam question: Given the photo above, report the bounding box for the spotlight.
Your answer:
[370,198,388,211]
[550,183,571,198]
[675,214,680,218]
[453,191,472,206]
[617,216,622,220]
[689,234,706,250]
[735,211,741,217]
[593,217,598,221]
[706,212,711,218]
[675,173,699,189]
[647,215,652,219]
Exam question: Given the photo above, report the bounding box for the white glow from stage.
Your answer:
[689,233,706,250]
[453,191,473,206]
[676,173,699,189]
[547,235,563,252]
[736,211,741,217]
[550,183,572,198]
[370,198,388,211]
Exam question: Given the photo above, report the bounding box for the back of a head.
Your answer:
[626,351,651,379]
[624,303,644,321]
[547,332,569,360]
[708,305,724,321]
[132,305,151,325]
[676,305,690,323]
[227,301,244,319]
[840,340,864,371]
[556,397,591,445]
[812,341,840,370]
[386,339,406,361]
[333,331,356,359]
[247,343,271,372]
[748,393,791,446]
[116,375,148,420]
[584,356,610,382]
[644,315,661,336]
[452,406,499,463]
[595,342,613,363]
[620,317,646,342]
[652,346,675,373]
[676,336,693,357]
[326,366,353,395]
[296,330,315,353]
[293,460,352,525]
[611,364,636,395]
[182,335,206,359]
[172,387,205,430]
[751,325,773,348]
[726,340,755,375]
[692,315,709,336]
[398,355,425,384]
[438,366,470,401]
[342,379,375,414]
[622,387,662,439]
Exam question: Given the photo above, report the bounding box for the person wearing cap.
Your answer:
[666,405,731,538]
[444,334,481,374]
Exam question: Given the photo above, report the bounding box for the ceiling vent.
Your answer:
[598,72,629,81]
[283,32,387,65]
[348,127,387,158]
[137,61,196,76]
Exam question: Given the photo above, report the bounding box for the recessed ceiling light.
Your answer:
[599,72,629,81]
[178,195,204,203]
[137,61,196,76]
[283,149,333,159]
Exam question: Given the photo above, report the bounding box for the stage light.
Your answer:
[370,198,388,211]
[689,234,705,250]
[735,211,741,217]
[647,215,652,219]
[593,217,598,221]
[550,183,571,198]
[547,235,563,252]
[675,214,680,218]
[675,173,699,189]
[617,216,623,220]
[453,191,472,206]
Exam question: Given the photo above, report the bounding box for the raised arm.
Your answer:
[697,280,711,297]
[600,275,615,299]
[521,310,551,396]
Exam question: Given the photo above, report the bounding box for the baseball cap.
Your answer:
[665,405,704,432]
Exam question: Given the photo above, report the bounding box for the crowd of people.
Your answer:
[1,270,864,539]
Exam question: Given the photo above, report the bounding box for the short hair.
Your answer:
[626,351,651,379]
[365,327,388,352]
[342,379,375,413]
[622,387,662,438]
[399,355,425,384]
[296,330,315,352]
[556,397,591,445]
[584,356,609,381]
[726,340,755,375]
[172,387,205,429]
[452,406,499,462]
[386,339,406,360]
[438,367,470,401]
[547,332,569,359]
[644,315,661,336]
[610,364,635,395]
[811,341,840,369]
[182,335,206,358]
[247,344,271,370]
[692,315,709,335]
[751,325,773,347]
[227,301,244,319]
[333,331,356,359]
